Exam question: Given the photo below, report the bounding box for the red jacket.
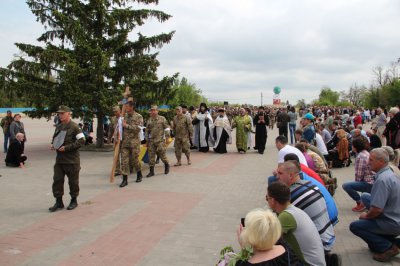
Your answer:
[300,164,325,185]
[354,115,362,128]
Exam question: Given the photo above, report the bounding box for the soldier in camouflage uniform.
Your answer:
[49,106,85,212]
[172,106,193,166]
[120,101,144,187]
[145,105,170,177]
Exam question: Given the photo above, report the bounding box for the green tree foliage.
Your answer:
[382,79,400,106]
[362,60,400,108]
[168,77,207,107]
[0,0,176,147]
[363,80,400,108]
[317,87,339,106]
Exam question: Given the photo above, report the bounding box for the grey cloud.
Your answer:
[1,0,399,104]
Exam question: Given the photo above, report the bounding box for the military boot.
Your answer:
[49,197,64,212]
[136,171,143,183]
[186,155,191,165]
[164,163,170,175]
[67,197,78,210]
[146,166,155,177]
[120,175,128,187]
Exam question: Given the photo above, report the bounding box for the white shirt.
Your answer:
[278,145,308,166]
[315,133,328,155]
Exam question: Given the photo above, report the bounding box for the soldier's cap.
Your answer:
[112,106,120,112]
[56,105,71,113]
[150,105,158,110]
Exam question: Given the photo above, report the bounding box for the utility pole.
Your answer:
[261,92,263,106]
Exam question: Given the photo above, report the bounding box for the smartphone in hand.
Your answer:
[241,218,245,227]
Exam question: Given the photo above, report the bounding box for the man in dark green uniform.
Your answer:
[49,105,85,212]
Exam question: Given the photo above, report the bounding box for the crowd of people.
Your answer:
[1,102,400,265]
[226,105,400,265]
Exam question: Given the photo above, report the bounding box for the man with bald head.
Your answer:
[276,161,336,252]
[350,148,400,262]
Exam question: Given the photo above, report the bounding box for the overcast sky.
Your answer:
[1,0,399,105]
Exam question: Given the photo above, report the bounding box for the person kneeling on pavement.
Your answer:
[349,148,400,262]
[342,137,375,212]
[5,133,27,168]
[267,182,328,266]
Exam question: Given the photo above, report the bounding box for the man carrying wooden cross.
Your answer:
[119,101,144,187]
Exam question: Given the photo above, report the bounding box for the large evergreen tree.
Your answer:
[1,0,176,147]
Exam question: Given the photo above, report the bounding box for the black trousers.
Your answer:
[278,126,288,138]
[52,164,80,198]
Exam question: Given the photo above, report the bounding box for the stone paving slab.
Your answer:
[0,118,399,265]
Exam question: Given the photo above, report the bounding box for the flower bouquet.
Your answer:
[216,246,253,266]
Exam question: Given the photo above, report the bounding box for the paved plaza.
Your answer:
[0,118,399,265]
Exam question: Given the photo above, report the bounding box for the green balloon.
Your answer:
[273,86,281,94]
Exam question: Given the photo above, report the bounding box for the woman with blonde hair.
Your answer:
[327,129,350,168]
[236,209,300,266]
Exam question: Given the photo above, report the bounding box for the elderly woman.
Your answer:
[236,209,300,266]
[384,107,400,149]
[5,133,27,168]
[9,114,26,152]
[232,108,252,153]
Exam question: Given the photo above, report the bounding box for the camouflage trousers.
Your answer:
[174,137,190,160]
[148,141,169,167]
[121,144,141,175]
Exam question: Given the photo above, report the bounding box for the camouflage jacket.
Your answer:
[145,115,170,143]
[173,114,193,139]
[122,112,143,147]
[1,116,13,134]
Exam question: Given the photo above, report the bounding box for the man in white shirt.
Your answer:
[276,135,308,166]
[315,132,329,157]
[267,136,309,185]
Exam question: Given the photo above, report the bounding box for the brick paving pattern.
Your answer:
[0,118,399,265]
